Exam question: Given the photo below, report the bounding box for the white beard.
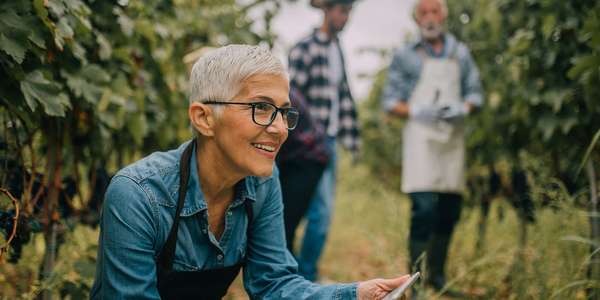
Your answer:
[419,22,444,40]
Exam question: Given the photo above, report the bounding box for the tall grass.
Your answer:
[316,153,589,299]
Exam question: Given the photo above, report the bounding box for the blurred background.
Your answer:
[0,0,599,299]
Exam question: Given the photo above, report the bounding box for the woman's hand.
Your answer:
[357,275,410,300]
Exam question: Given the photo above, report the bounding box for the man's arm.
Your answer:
[389,101,410,117]
[382,50,412,118]
[92,176,160,299]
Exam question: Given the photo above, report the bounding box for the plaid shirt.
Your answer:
[288,29,361,153]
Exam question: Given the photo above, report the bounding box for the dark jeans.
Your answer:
[278,160,326,254]
[409,192,462,289]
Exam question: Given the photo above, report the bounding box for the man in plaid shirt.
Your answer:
[286,0,360,282]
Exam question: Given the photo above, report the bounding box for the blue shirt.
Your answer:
[91,140,358,299]
[382,33,483,112]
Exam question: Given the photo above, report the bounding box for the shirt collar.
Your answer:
[179,140,256,217]
[313,28,337,45]
[411,33,456,58]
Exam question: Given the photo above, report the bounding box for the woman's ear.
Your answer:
[189,102,216,137]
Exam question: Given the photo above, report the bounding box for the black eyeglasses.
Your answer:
[203,101,299,130]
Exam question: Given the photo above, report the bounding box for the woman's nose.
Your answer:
[267,112,288,135]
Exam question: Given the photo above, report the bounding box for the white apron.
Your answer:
[401,49,465,193]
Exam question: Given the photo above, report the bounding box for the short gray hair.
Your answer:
[189,45,287,105]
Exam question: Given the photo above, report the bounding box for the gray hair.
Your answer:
[413,0,448,19]
[189,44,287,105]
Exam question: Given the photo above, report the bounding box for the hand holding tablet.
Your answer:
[382,272,420,300]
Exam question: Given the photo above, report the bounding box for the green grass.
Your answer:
[0,154,592,299]
[315,154,590,299]
[231,154,590,299]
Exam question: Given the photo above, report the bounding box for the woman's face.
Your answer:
[213,73,290,177]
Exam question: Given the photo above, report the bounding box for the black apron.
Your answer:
[156,140,253,300]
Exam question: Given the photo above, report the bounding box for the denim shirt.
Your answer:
[381,33,483,112]
[91,140,358,299]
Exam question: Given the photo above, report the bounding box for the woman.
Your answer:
[91,45,409,299]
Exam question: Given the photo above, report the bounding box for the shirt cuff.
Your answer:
[333,282,359,300]
[464,93,483,107]
[382,98,402,112]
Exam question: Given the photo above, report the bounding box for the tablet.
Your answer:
[382,272,420,300]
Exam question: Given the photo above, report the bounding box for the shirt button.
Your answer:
[227,211,233,216]
[202,228,207,234]
[217,254,223,261]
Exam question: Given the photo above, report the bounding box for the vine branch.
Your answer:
[0,187,20,263]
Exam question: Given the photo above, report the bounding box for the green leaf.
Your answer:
[20,71,70,116]
[96,33,112,60]
[127,112,148,145]
[97,111,120,129]
[568,54,600,81]
[134,19,157,46]
[48,0,66,17]
[0,10,29,31]
[576,128,600,178]
[97,89,112,112]
[61,64,109,104]
[0,33,27,63]
[116,10,134,37]
[541,14,556,39]
[56,18,74,40]
[28,27,46,49]
[70,41,87,63]
[543,90,570,113]
[537,115,558,141]
[81,64,110,83]
[508,29,534,55]
[561,117,577,134]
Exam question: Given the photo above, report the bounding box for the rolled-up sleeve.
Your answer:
[460,48,484,107]
[91,175,160,300]
[243,174,358,299]
[382,49,412,112]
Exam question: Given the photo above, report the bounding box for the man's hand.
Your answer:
[439,103,471,122]
[357,275,410,300]
[390,102,410,117]
[409,104,441,122]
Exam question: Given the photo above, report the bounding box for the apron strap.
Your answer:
[447,40,459,60]
[157,140,195,273]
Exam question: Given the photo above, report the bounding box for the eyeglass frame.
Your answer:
[202,100,299,130]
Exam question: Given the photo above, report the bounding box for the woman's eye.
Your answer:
[254,103,272,112]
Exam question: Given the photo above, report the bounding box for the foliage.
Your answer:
[446,0,600,170]
[358,69,404,190]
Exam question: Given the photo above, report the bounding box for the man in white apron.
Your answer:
[381,0,483,293]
